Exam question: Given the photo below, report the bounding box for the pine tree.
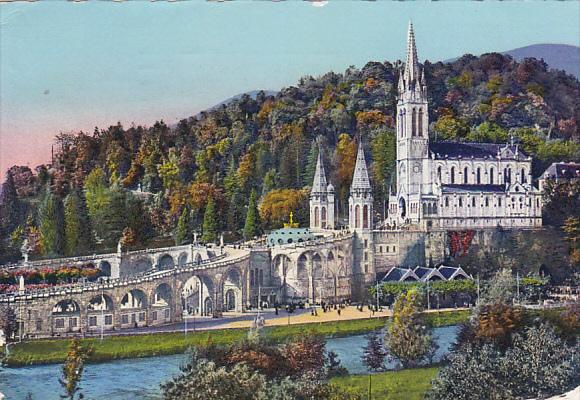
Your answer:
[243,189,261,241]
[63,190,92,256]
[201,197,218,243]
[303,140,319,187]
[262,169,278,196]
[175,207,190,245]
[0,172,22,237]
[38,186,64,256]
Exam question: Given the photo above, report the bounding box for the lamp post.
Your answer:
[100,287,105,341]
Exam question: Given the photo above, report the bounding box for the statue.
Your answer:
[117,238,123,254]
[20,238,30,263]
[283,211,299,229]
[193,231,198,244]
[220,233,224,247]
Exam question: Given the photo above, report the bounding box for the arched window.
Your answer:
[321,207,327,229]
[363,205,369,228]
[476,168,481,184]
[411,108,417,136]
[418,108,424,136]
[498,197,502,207]
[472,197,476,207]
[355,205,360,228]
[399,111,404,138]
[437,166,442,182]
[402,109,406,138]
[521,168,526,183]
[485,197,489,207]
[450,167,456,184]
[464,167,469,184]
[504,168,511,184]
[489,167,494,184]
[445,197,449,207]
[458,197,463,207]
[314,207,319,227]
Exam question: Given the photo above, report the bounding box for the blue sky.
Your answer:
[1,0,579,176]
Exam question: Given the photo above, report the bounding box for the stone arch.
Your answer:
[52,299,81,333]
[88,294,114,311]
[152,283,173,307]
[178,252,188,267]
[120,289,147,309]
[297,253,309,280]
[158,254,175,270]
[99,261,111,276]
[182,275,214,316]
[222,267,242,313]
[312,253,323,278]
[399,197,406,219]
[273,254,291,278]
[194,252,203,265]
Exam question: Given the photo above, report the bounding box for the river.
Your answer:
[0,326,458,400]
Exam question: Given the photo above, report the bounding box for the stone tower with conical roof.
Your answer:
[390,21,431,226]
[309,144,335,230]
[349,139,373,232]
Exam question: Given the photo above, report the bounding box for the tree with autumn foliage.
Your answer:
[385,289,435,368]
[59,338,92,400]
[259,189,309,230]
[334,134,357,215]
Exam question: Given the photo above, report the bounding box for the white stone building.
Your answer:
[386,22,543,230]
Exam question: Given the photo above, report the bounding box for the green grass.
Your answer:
[4,309,469,367]
[331,367,439,400]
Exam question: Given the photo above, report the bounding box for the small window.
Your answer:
[379,245,383,253]
[69,318,77,328]
[164,309,170,319]
[459,197,463,207]
[364,239,368,248]
[498,198,502,207]
[89,316,97,327]
[36,319,42,331]
[139,312,145,322]
[55,318,64,329]
[105,315,113,325]
[471,197,476,207]
[364,252,368,261]
[152,311,158,321]
[122,314,129,324]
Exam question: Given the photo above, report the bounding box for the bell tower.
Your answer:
[392,21,430,225]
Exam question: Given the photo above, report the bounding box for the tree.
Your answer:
[0,171,23,237]
[371,130,396,218]
[303,140,320,187]
[175,207,191,245]
[201,197,218,243]
[362,330,386,372]
[38,187,64,256]
[334,134,357,213]
[0,305,17,340]
[63,190,93,256]
[59,338,91,400]
[259,188,309,230]
[161,350,268,400]
[428,324,578,400]
[385,289,435,368]
[243,190,261,241]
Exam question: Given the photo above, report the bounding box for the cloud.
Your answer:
[310,1,329,8]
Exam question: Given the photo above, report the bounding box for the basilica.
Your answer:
[310,22,543,236]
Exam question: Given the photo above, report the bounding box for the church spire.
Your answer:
[311,144,327,194]
[404,21,421,85]
[351,139,371,192]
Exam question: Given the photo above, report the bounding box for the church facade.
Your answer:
[308,23,543,281]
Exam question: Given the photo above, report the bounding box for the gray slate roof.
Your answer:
[441,184,506,194]
[430,142,527,161]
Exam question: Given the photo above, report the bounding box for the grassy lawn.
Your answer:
[4,309,469,367]
[331,367,439,400]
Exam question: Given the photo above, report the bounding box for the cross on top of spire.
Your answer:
[404,20,421,84]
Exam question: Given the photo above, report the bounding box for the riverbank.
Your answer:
[331,367,439,400]
[2,309,469,367]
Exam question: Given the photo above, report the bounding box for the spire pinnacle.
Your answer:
[351,139,371,192]
[404,20,421,84]
[311,144,328,194]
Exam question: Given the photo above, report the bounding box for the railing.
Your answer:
[0,251,249,303]
[0,243,209,271]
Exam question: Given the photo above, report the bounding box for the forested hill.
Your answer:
[1,52,579,261]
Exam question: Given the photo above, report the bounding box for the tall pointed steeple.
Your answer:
[311,145,328,194]
[404,21,420,84]
[351,140,371,192]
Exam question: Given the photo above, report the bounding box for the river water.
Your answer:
[0,326,458,400]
